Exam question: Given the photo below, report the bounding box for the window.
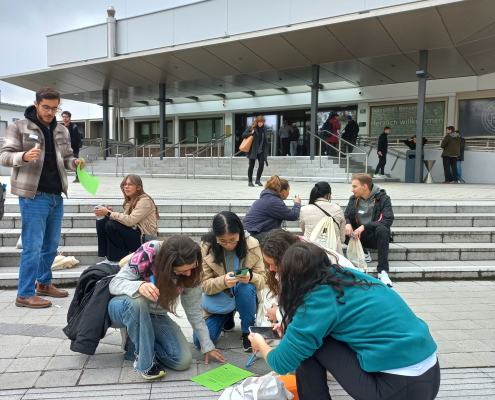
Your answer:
[136,120,173,144]
[180,118,223,143]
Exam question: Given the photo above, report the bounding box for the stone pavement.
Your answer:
[0,280,494,398]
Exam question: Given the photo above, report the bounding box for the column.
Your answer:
[310,64,320,160]
[102,89,109,160]
[174,116,180,157]
[414,50,428,183]
[159,83,166,160]
[224,112,233,157]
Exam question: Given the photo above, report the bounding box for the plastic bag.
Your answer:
[219,374,294,400]
[346,237,367,272]
[310,216,338,252]
[51,255,80,270]
[256,288,277,327]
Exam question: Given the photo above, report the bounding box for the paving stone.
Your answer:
[93,343,123,354]
[15,325,58,337]
[86,353,125,369]
[6,357,51,372]
[34,370,82,388]
[78,367,122,385]
[17,344,61,358]
[0,335,33,345]
[0,345,24,359]
[29,337,64,346]
[0,324,29,335]
[0,371,41,390]
[45,355,88,371]
[438,353,490,368]
[0,358,13,373]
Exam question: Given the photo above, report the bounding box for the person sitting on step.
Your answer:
[242,175,301,243]
[94,174,159,264]
[344,173,394,287]
[196,211,266,352]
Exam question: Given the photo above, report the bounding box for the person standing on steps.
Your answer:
[278,120,292,156]
[61,111,82,183]
[342,115,359,154]
[289,123,300,156]
[321,113,340,156]
[374,126,391,178]
[441,126,461,184]
[455,130,465,183]
[242,115,269,187]
[344,173,394,287]
[0,87,86,309]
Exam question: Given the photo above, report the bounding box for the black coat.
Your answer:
[458,136,466,161]
[290,126,300,141]
[377,132,388,155]
[403,137,427,150]
[344,188,394,232]
[66,122,82,152]
[63,263,120,355]
[242,126,269,165]
[343,120,360,140]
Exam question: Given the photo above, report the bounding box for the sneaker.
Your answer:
[378,271,393,288]
[73,178,80,183]
[363,250,372,263]
[141,361,166,380]
[380,174,386,178]
[373,174,380,178]
[223,311,235,332]
[242,332,252,352]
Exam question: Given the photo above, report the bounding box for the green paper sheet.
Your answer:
[77,159,100,195]
[190,363,254,392]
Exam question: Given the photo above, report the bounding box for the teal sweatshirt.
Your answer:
[267,269,437,375]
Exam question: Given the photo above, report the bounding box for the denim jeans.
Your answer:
[108,295,192,372]
[193,282,257,348]
[290,141,298,156]
[18,192,63,298]
[457,161,462,181]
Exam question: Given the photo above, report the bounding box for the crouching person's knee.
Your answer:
[175,346,193,371]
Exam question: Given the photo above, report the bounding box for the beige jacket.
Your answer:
[200,235,266,319]
[0,119,76,199]
[110,194,158,237]
[300,199,346,255]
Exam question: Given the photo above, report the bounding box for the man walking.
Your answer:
[344,173,394,287]
[62,111,82,183]
[373,126,390,178]
[0,87,86,308]
[441,126,461,184]
[289,123,300,156]
[342,115,359,153]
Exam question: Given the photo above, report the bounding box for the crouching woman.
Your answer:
[108,235,226,380]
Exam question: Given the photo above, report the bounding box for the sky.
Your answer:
[0,0,200,110]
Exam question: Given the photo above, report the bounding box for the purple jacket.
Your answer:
[243,190,301,233]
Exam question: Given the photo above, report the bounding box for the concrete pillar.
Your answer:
[102,89,109,160]
[174,116,180,157]
[414,50,428,183]
[224,112,233,157]
[447,96,456,128]
[159,83,166,160]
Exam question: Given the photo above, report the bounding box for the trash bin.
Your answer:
[405,150,424,183]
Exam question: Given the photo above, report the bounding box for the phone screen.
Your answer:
[234,268,249,276]
[248,326,281,340]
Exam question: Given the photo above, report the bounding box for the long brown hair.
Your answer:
[261,229,299,298]
[154,235,203,316]
[250,115,266,129]
[120,174,160,220]
[264,175,289,196]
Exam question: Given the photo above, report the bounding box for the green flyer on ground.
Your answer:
[77,159,100,195]
[191,363,254,392]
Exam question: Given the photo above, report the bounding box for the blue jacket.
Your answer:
[242,190,301,233]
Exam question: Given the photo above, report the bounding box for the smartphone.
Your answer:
[248,326,281,340]
[234,268,249,277]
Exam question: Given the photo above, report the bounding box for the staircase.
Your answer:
[88,156,394,182]
[0,199,493,287]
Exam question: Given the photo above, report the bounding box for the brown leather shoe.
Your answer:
[36,283,69,298]
[15,295,52,308]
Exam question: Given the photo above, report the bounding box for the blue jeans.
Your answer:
[18,192,63,298]
[108,295,192,373]
[457,161,462,181]
[193,282,257,348]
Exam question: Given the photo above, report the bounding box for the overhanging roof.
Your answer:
[2,0,495,108]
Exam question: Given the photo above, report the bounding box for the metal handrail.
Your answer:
[230,150,244,180]
[153,135,198,167]
[308,131,368,183]
[187,135,230,179]
[80,138,104,151]
[87,140,135,161]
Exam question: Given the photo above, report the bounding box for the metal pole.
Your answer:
[102,89,109,160]
[310,64,320,160]
[415,50,428,183]
[186,155,188,179]
[338,138,341,166]
[193,155,196,179]
[196,136,199,154]
[159,83,166,161]
[346,155,350,184]
[106,7,116,58]
[211,145,213,166]
[319,140,322,168]
[178,142,181,167]
[218,141,220,166]
[230,155,233,180]
[150,154,153,178]
[365,154,368,174]
[122,156,124,177]
[115,155,118,177]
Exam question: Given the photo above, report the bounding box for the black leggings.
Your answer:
[296,335,440,400]
[248,153,264,182]
[96,217,142,261]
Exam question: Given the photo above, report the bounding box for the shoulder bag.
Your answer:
[239,133,254,153]
[202,255,239,314]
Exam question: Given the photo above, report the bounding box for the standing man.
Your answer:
[344,173,394,287]
[373,126,391,178]
[322,113,340,156]
[278,120,292,156]
[455,130,465,183]
[441,126,461,184]
[62,111,82,183]
[342,115,360,153]
[0,87,86,308]
[289,123,300,156]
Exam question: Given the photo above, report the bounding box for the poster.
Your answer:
[458,98,495,137]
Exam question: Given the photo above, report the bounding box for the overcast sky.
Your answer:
[0,0,199,108]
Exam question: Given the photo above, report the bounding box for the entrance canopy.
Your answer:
[1,0,495,107]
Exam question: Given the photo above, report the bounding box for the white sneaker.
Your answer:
[373,174,380,178]
[380,174,386,178]
[363,250,372,263]
[378,271,393,288]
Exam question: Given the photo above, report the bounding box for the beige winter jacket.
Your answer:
[110,194,158,237]
[300,198,346,255]
[0,119,77,199]
[200,235,266,319]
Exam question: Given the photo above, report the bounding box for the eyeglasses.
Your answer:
[40,105,61,113]
[217,240,239,246]
[174,261,199,275]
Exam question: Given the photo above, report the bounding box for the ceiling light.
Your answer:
[174,66,178,69]
[238,57,242,60]
[74,94,78,96]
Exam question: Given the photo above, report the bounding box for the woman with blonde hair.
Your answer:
[242,115,269,187]
[94,174,159,263]
[242,175,301,242]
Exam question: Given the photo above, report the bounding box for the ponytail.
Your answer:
[309,181,331,205]
[265,175,289,195]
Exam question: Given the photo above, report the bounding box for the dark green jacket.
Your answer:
[441,135,461,158]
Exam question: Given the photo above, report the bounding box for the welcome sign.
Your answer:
[369,101,445,137]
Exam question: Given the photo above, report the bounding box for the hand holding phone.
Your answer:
[249,326,281,340]
[224,272,238,288]
[234,268,249,277]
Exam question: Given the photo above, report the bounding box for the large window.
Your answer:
[180,118,223,143]
[136,120,173,144]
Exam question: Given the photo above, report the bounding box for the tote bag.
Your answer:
[346,237,367,272]
[239,135,254,152]
[309,204,339,252]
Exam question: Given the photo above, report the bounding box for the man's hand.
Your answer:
[378,151,382,156]
[75,158,86,169]
[224,273,238,288]
[22,146,41,162]
[345,224,354,237]
[353,225,365,239]
[265,304,278,323]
